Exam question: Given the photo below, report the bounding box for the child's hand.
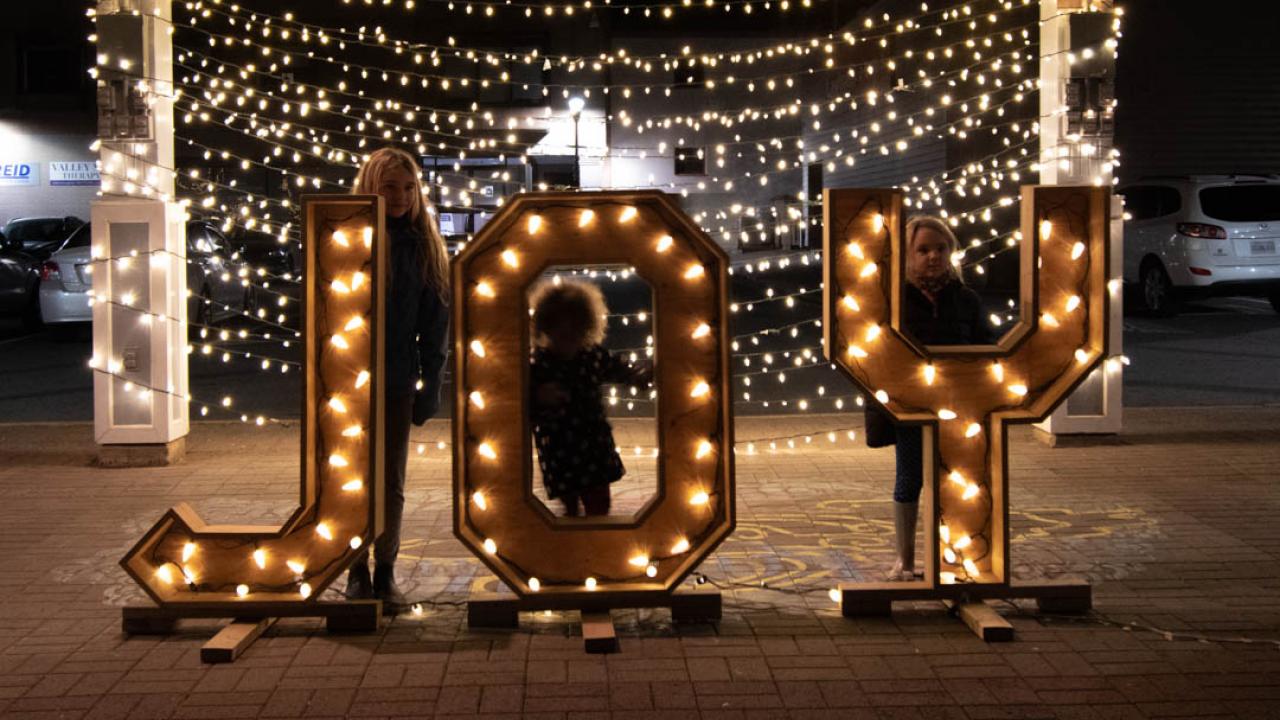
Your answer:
[535,382,570,408]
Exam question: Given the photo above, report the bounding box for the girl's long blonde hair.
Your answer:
[352,147,449,300]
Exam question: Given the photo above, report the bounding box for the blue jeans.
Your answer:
[894,426,924,503]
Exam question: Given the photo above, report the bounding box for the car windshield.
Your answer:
[1198,185,1280,222]
[4,219,66,249]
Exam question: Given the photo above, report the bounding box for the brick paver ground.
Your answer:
[1,407,1279,719]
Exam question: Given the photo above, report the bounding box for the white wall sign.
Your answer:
[0,163,38,186]
[50,161,101,187]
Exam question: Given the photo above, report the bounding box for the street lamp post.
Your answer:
[568,96,584,188]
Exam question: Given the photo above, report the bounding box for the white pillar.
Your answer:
[92,0,188,463]
[1035,0,1124,440]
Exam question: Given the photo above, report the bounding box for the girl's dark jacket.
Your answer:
[385,213,450,425]
[864,279,993,447]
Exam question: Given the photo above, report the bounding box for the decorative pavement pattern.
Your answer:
[1,407,1278,719]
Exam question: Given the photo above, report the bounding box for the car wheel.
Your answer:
[21,289,43,332]
[1140,261,1176,317]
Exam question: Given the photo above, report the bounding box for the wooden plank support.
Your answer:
[123,601,381,636]
[201,618,275,664]
[581,611,619,654]
[955,601,1015,642]
[670,588,721,623]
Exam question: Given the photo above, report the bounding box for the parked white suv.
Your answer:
[1120,176,1280,314]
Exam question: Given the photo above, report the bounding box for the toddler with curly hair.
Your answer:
[528,279,651,517]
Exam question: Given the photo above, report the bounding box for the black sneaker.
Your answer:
[344,562,373,600]
[373,563,408,611]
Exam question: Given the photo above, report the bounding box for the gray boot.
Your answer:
[888,501,918,581]
[344,561,373,600]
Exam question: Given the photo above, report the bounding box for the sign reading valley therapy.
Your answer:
[49,161,100,187]
[0,163,37,186]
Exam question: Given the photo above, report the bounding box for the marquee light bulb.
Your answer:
[342,424,362,437]
[1075,348,1090,364]
[943,547,957,564]
[344,316,363,332]
[471,491,487,510]
[940,572,957,585]
[629,555,649,567]
[527,214,542,234]
[332,230,349,247]
[948,470,966,487]
[847,242,864,260]
[1066,295,1081,313]
[1039,219,1053,241]
[483,538,497,554]
[646,564,658,578]
[965,423,982,438]
[860,262,878,278]
[963,558,980,576]
[872,213,885,232]
[684,264,705,280]
[1071,241,1086,260]
[478,442,497,460]
[690,381,710,398]
[846,344,868,359]
[469,340,486,357]
[330,334,349,350]
[954,534,973,549]
[940,524,951,543]
[362,227,373,248]
[937,409,957,420]
[865,324,881,342]
[475,281,496,298]
[351,272,365,291]
[656,234,674,252]
[316,523,333,540]
[299,582,312,599]
[252,548,266,569]
[672,538,690,554]
[695,440,713,459]
[692,322,711,339]
[585,577,598,591]
[328,397,347,414]
[236,584,250,598]
[182,542,196,562]
[962,483,981,500]
[528,577,541,592]
[349,536,362,549]
[355,370,370,389]
[1009,383,1028,397]
[469,391,486,409]
[578,209,595,227]
[287,560,305,575]
[331,279,350,294]
[991,361,1005,382]
[874,390,889,404]
[842,295,861,312]
[690,491,711,506]
[828,588,842,603]
[341,479,363,491]
[155,565,174,584]
[619,206,638,222]
[328,453,348,468]
[923,364,937,385]
[1042,312,1060,329]
[501,249,519,268]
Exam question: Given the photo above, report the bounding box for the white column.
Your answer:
[1035,0,1124,440]
[91,0,188,462]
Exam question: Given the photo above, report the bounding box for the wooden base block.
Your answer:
[670,588,721,623]
[838,578,1092,637]
[956,602,1014,642]
[122,614,177,635]
[581,612,619,653]
[201,618,274,664]
[123,601,381,638]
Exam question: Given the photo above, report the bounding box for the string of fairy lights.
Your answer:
[85,0,1123,444]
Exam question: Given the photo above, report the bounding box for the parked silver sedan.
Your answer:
[39,221,253,327]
